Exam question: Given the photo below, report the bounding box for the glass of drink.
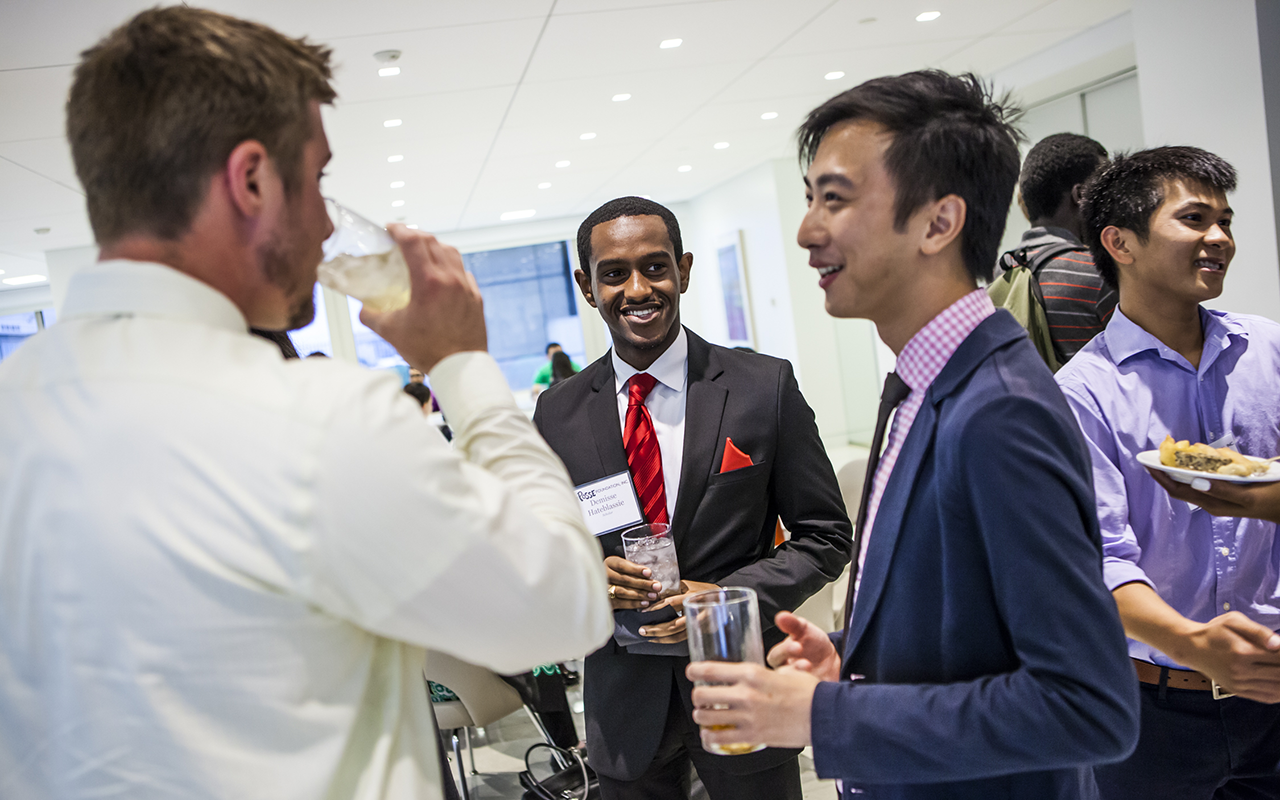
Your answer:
[685,586,766,755]
[621,523,680,598]
[317,199,411,312]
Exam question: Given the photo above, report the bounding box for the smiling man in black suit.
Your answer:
[533,196,852,800]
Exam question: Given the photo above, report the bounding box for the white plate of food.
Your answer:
[1138,437,1280,485]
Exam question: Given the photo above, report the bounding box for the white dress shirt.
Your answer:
[0,260,612,800]
[611,327,688,523]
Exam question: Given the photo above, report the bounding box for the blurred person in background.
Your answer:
[0,7,611,800]
[997,133,1114,363]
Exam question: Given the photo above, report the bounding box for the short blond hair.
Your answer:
[67,6,336,244]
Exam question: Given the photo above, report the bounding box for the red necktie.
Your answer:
[623,373,669,525]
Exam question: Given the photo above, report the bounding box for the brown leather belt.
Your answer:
[1131,658,1213,690]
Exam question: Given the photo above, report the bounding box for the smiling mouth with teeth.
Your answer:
[1195,259,1225,272]
[624,307,660,321]
[817,264,844,277]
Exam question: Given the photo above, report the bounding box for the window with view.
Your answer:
[344,241,584,390]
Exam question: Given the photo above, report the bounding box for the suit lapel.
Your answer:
[839,312,1027,665]
[587,355,630,478]
[841,402,937,664]
[671,331,726,547]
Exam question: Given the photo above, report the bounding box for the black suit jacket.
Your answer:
[533,328,852,781]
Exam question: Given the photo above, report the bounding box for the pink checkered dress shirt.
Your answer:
[854,289,995,599]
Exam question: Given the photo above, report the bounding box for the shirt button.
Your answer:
[1219,547,1230,556]
[1224,602,1231,611]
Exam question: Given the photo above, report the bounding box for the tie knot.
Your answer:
[629,373,658,405]
[881,371,910,408]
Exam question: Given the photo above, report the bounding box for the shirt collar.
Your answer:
[60,259,248,334]
[1105,305,1246,372]
[1020,225,1081,247]
[895,289,995,394]
[613,326,689,395]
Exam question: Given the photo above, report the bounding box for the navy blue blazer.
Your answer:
[811,311,1139,799]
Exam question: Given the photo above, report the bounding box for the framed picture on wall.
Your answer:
[716,231,755,349]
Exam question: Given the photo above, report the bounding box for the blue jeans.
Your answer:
[1095,680,1280,799]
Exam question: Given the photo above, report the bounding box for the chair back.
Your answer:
[424,650,524,731]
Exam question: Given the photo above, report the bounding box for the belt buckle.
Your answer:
[1211,680,1235,700]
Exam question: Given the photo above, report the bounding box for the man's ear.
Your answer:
[919,194,966,257]
[574,268,598,308]
[1070,182,1086,208]
[1100,226,1135,266]
[1016,190,1030,223]
[224,139,270,219]
[677,252,693,294]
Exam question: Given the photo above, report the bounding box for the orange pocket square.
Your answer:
[719,437,754,473]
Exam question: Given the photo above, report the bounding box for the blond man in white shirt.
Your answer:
[0,7,611,800]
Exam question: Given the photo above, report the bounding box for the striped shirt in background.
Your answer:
[998,225,1117,362]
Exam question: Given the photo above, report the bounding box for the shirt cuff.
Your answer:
[1103,557,1156,593]
[428,351,516,430]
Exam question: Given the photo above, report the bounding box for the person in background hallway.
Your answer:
[0,8,612,799]
[403,381,433,413]
[1056,146,1280,800]
[548,349,578,388]
[687,70,1138,799]
[534,196,852,800]
[409,367,425,383]
[997,132,1115,363]
[532,342,581,397]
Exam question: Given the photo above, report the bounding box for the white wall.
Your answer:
[1133,0,1280,320]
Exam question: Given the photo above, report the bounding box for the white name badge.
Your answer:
[575,471,645,537]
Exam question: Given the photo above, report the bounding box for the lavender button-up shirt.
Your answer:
[1057,306,1280,668]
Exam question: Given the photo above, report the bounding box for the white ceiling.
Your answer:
[0,0,1130,291]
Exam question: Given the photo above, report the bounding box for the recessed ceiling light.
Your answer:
[825,71,845,81]
[384,119,402,128]
[3,275,45,286]
[407,224,419,229]
[390,180,405,189]
[378,67,401,77]
[714,142,729,150]
[916,11,941,21]
[556,160,570,168]
[761,111,778,120]
[677,165,692,173]
[660,38,682,49]
[538,182,552,189]
[580,132,596,140]
[391,200,405,207]
[388,154,404,163]
[500,209,537,221]
[612,93,631,102]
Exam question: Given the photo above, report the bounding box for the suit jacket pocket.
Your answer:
[706,460,769,487]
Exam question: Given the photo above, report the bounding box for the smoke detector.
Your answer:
[374,50,402,64]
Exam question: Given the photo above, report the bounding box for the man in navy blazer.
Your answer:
[688,70,1139,798]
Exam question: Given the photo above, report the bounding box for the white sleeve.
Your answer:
[308,352,613,674]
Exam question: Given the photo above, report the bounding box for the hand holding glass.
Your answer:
[685,586,766,755]
[317,199,411,312]
[621,523,680,598]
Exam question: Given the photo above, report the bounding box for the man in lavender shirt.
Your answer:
[1057,146,1280,799]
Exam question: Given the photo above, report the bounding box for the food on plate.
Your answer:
[1158,435,1268,477]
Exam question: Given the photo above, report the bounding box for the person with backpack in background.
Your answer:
[990,133,1115,369]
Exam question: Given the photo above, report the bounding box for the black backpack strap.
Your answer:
[1024,240,1088,277]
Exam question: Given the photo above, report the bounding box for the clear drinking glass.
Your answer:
[621,523,681,598]
[317,199,411,312]
[685,586,767,755]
